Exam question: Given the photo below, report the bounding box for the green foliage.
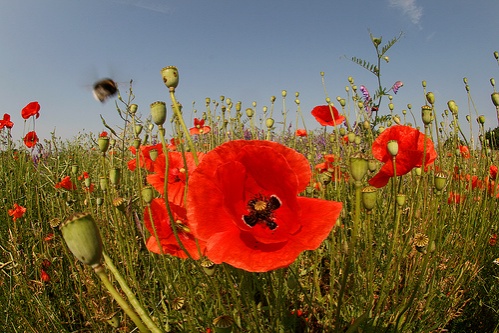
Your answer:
[484,126,499,150]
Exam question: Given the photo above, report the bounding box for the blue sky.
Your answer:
[1,0,499,144]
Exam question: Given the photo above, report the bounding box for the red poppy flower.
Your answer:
[187,140,343,272]
[459,145,470,158]
[489,234,497,246]
[8,203,26,222]
[44,233,55,242]
[189,118,211,135]
[128,143,163,172]
[144,198,205,259]
[368,125,437,188]
[448,192,465,204]
[311,105,345,127]
[41,269,50,282]
[55,176,76,190]
[78,171,90,181]
[0,113,14,129]
[23,131,39,148]
[147,151,204,205]
[99,131,108,137]
[295,129,307,137]
[21,101,40,119]
[315,154,336,173]
[490,165,498,180]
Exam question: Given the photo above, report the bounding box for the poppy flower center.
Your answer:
[242,194,281,230]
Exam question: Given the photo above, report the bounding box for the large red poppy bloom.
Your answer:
[369,125,437,188]
[187,140,343,272]
[128,143,163,172]
[189,118,211,135]
[311,105,345,127]
[144,198,205,259]
[23,131,39,148]
[0,113,14,129]
[21,101,40,119]
[8,203,26,222]
[147,151,204,205]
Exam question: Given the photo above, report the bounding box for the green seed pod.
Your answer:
[96,197,104,206]
[60,213,103,268]
[388,103,394,111]
[129,104,138,115]
[368,159,377,172]
[132,138,141,149]
[362,186,377,211]
[466,115,471,122]
[421,105,434,125]
[339,98,346,107]
[160,66,179,89]
[393,115,401,125]
[99,176,108,192]
[350,153,369,182]
[201,258,216,276]
[84,177,91,188]
[98,137,110,153]
[492,92,499,107]
[150,101,167,126]
[347,132,356,143]
[477,115,486,124]
[281,90,287,97]
[149,149,158,161]
[447,100,459,115]
[265,118,274,128]
[396,193,406,207]
[494,51,499,60]
[422,81,427,88]
[71,164,79,175]
[434,172,447,191]
[491,78,496,87]
[134,124,143,136]
[109,168,121,186]
[339,127,346,136]
[245,108,254,118]
[387,140,399,157]
[426,92,435,105]
[414,233,429,254]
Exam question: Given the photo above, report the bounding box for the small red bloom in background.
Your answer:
[99,131,108,137]
[8,203,26,222]
[368,125,437,188]
[128,143,163,172]
[41,269,50,282]
[144,198,205,259]
[295,129,307,137]
[78,171,90,181]
[189,118,211,135]
[21,101,41,119]
[315,154,336,173]
[147,151,204,205]
[44,233,55,242]
[459,145,470,158]
[490,165,498,180]
[55,176,76,190]
[0,113,14,129]
[187,140,343,272]
[311,105,345,127]
[23,131,39,148]
[448,192,465,204]
[489,234,497,246]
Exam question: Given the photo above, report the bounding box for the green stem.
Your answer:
[94,264,151,333]
[103,253,164,333]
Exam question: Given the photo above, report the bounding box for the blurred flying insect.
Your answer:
[92,78,118,103]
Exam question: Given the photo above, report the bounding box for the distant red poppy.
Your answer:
[490,165,498,180]
[295,129,307,137]
[448,192,465,204]
[128,143,163,172]
[489,234,497,246]
[55,176,76,190]
[459,145,470,158]
[44,233,55,242]
[187,140,343,272]
[78,171,90,181]
[41,269,50,282]
[144,198,205,259]
[369,125,437,188]
[311,105,345,127]
[99,131,108,137]
[8,203,26,222]
[189,118,211,135]
[21,101,40,119]
[23,131,38,148]
[315,154,336,173]
[0,113,14,129]
[147,151,204,205]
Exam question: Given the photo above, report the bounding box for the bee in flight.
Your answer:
[92,78,118,103]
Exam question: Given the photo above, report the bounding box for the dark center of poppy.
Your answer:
[242,194,281,230]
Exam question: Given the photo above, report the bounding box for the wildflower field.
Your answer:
[2,35,499,333]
